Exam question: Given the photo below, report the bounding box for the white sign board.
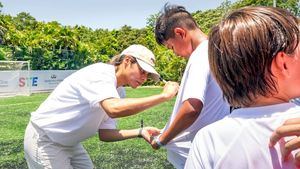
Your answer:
[0,70,76,96]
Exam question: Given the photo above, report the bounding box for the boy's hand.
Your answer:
[269,118,300,167]
[141,127,161,144]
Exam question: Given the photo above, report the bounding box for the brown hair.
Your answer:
[109,54,138,72]
[208,6,300,107]
[109,54,125,66]
[109,54,138,65]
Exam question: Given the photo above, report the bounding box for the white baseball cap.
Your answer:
[121,44,160,82]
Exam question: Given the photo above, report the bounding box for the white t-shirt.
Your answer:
[31,63,125,146]
[185,103,300,169]
[162,40,230,166]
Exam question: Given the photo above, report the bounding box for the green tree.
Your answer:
[0,0,298,82]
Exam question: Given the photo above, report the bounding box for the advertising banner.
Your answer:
[28,70,76,92]
[0,70,76,96]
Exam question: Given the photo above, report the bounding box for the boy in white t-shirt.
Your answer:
[24,44,179,169]
[152,4,230,168]
[185,6,300,169]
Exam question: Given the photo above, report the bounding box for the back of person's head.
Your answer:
[208,6,299,107]
[155,4,198,45]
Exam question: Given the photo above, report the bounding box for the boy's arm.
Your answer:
[152,98,202,149]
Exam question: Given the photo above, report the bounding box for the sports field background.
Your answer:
[0,87,175,169]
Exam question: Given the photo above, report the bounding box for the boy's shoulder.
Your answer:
[189,40,209,62]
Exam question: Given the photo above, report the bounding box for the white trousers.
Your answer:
[24,122,94,169]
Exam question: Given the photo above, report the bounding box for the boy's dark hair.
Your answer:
[155,4,198,45]
[208,6,299,107]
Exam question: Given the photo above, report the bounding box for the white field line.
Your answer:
[0,101,41,107]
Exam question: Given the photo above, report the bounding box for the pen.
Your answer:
[159,77,167,83]
[140,119,143,128]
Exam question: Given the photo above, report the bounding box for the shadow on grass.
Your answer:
[0,138,175,169]
[85,140,175,169]
[91,146,174,169]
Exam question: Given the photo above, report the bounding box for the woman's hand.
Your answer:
[161,81,179,100]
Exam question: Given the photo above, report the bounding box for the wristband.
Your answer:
[155,136,164,147]
[138,128,143,138]
[138,119,143,138]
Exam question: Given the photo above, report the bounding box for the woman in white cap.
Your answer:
[24,44,179,169]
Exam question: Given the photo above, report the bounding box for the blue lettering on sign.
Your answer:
[32,77,38,86]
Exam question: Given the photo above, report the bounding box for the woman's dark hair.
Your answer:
[109,54,137,66]
[109,54,125,66]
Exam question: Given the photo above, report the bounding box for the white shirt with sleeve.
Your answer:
[185,103,300,169]
[162,40,230,168]
[30,62,125,146]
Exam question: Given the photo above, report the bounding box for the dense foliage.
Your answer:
[0,0,299,83]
